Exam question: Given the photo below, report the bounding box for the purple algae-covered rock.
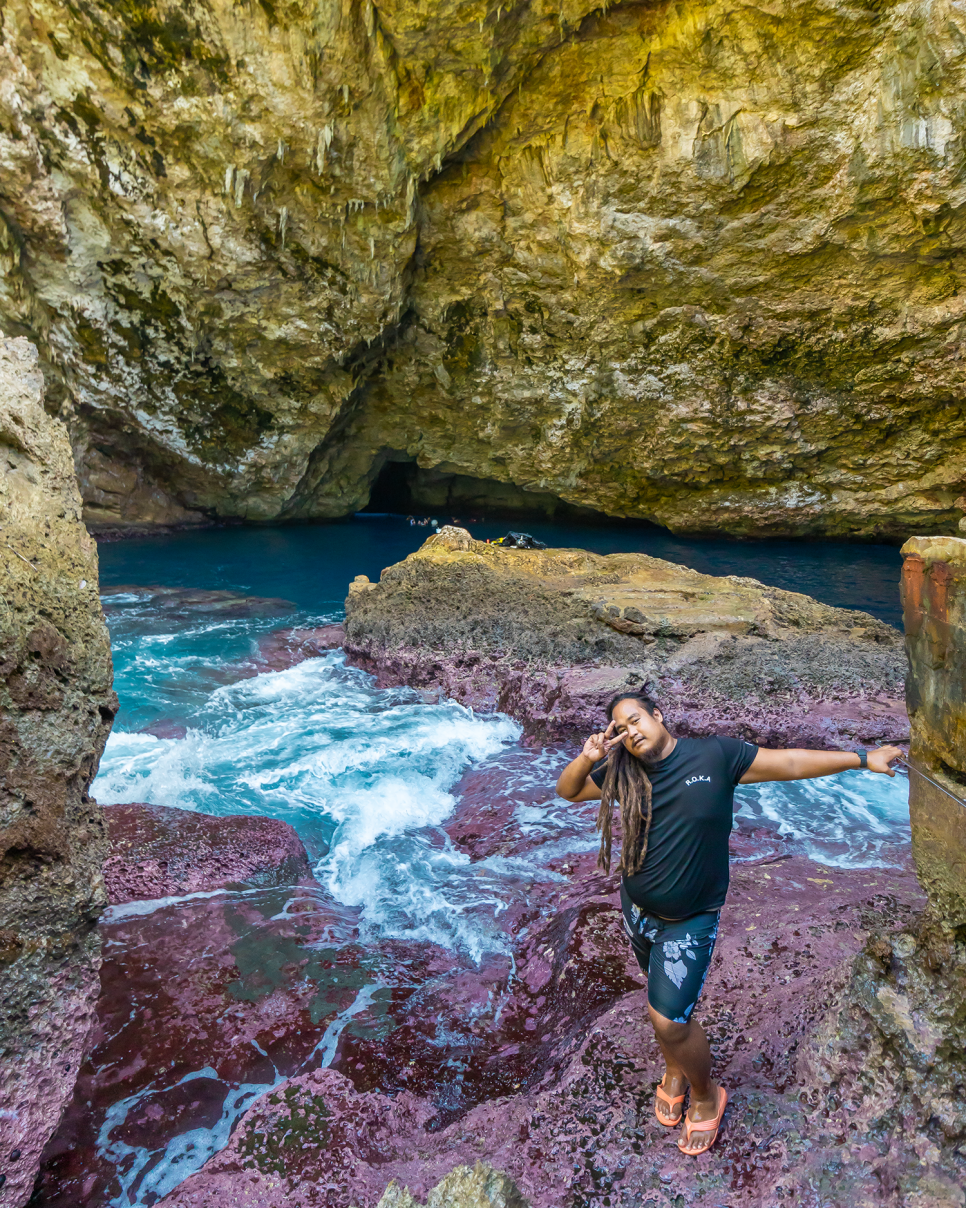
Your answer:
[30,881,370,1208]
[255,624,345,670]
[150,849,931,1208]
[102,803,314,903]
[131,763,935,1208]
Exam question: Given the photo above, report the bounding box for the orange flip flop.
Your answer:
[677,1084,728,1155]
[654,1076,687,1127]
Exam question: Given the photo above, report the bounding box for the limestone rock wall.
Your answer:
[805,536,966,1149]
[0,337,115,1207]
[2,0,966,536]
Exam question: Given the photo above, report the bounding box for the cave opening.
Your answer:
[363,458,655,528]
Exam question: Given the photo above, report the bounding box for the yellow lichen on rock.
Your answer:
[370,1161,530,1208]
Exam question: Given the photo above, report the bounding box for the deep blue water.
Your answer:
[96,514,904,626]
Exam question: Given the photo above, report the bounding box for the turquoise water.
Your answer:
[92,519,912,962]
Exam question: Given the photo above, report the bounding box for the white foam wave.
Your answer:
[94,655,521,958]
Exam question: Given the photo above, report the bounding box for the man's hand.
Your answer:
[867,745,904,776]
[581,721,622,763]
[556,724,620,801]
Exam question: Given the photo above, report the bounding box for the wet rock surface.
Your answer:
[344,529,907,748]
[256,625,347,671]
[0,337,116,1207]
[100,586,297,621]
[153,820,935,1208]
[103,804,314,903]
[32,742,947,1208]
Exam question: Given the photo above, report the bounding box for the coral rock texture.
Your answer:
[344,527,908,747]
[0,337,115,1207]
[102,803,314,904]
[2,0,966,535]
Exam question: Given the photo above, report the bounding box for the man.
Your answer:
[555,692,902,1156]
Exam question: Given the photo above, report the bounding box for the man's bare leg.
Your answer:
[648,1004,720,1151]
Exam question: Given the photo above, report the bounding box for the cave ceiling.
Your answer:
[1,0,966,537]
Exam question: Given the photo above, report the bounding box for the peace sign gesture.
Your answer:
[581,720,623,762]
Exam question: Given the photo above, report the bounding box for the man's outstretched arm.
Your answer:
[739,744,903,784]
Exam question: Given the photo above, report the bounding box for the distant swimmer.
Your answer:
[555,692,902,1156]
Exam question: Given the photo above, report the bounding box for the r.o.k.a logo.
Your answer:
[685,775,712,786]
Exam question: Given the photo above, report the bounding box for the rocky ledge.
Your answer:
[344,527,906,749]
[102,804,315,904]
[40,769,948,1208]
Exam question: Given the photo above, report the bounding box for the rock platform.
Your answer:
[150,799,936,1208]
[34,741,957,1208]
[344,528,907,749]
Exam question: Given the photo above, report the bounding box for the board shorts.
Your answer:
[620,882,719,1024]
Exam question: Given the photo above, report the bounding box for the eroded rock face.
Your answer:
[344,527,907,748]
[901,535,966,923]
[0,337,115,1207]
[2,1,966,536]
[805,535,966,1156]
[0,0,605,528]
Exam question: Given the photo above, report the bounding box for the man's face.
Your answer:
[611,699,667,761]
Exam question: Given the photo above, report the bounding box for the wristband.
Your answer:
[853,749,868,769]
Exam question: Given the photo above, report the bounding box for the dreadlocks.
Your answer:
[595,692,661,876]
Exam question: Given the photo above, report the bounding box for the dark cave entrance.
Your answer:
[363,458,628,525]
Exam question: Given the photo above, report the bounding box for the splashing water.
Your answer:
[734,772,911,869]
[94,588,912,966]
[95,639,522,957]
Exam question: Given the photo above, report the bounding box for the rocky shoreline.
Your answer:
[33,759,950,1208]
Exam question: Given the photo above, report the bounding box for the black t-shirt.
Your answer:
[590,736,758,919]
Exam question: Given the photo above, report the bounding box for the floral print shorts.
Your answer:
[619,883,720,1024]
